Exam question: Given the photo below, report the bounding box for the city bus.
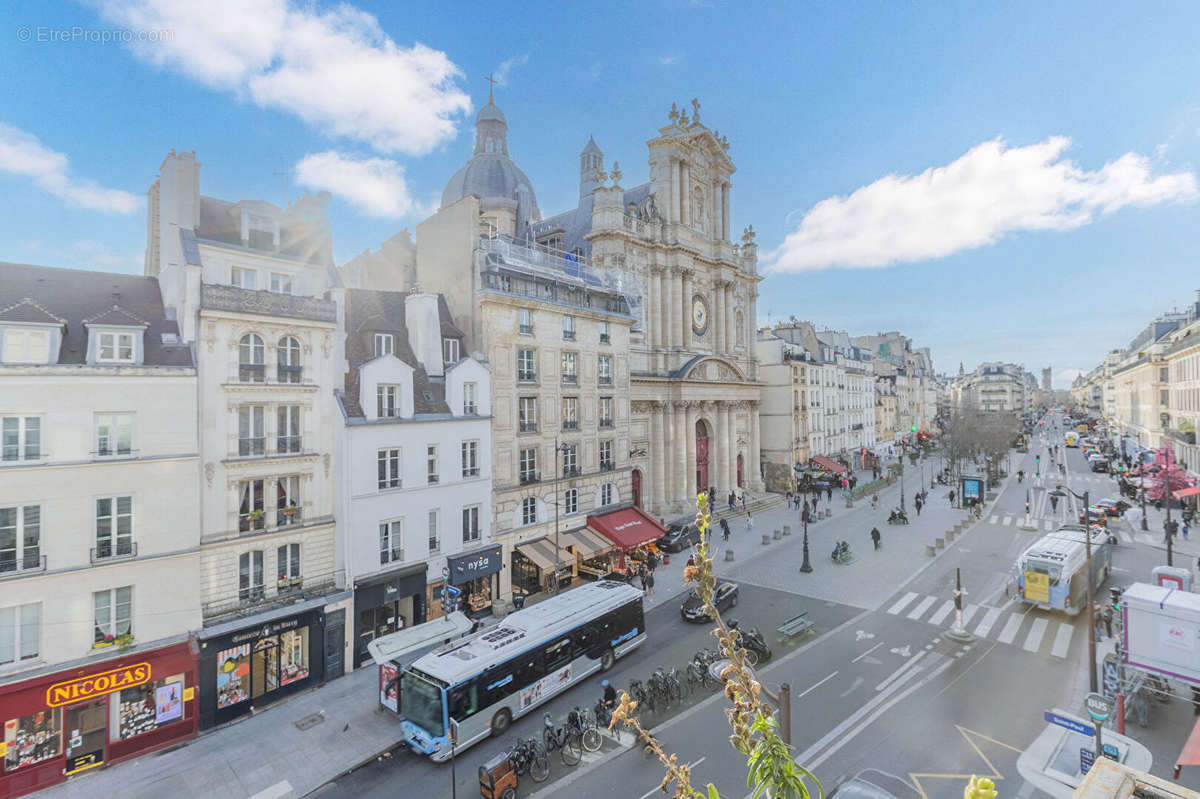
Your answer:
[1064,431,1079,447]
[1016,525,1112,615]
[401,580,646,760]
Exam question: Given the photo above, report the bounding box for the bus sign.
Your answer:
[1084,692,1113,722]
[1024,572,1050,603]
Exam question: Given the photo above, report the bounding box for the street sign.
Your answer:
[1102,744,1119,760]
[1044,710,1094,736]
[443,584,462,597]
[1084,692,1113,722]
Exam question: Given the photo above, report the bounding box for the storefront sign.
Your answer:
[230,617,301,645]
[46,663,151,707]
[64,749,104,775]
[448,545,503,585]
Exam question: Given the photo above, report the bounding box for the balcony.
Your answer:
[562,374,578,386]
[91,541,138,563]
[599,418,614,429]
[277,436,302,454]
[239,511,266,533]
[238,364,265,383]
[562,420,579,431]
[239,437,266,457]
[519,421,539,433]
[563,330,576,341]
[517,372,537,384]
[600,462,615,472]
[598,376,613,386]
[520,472,541,485]
[519,324,534,335]
[562,466,581,478]
[276,506,303,527]
[278,365,303,384]
[202,283,338,324]
[600,333,610,344]
[0,553,47,577]
[203,568,344,621]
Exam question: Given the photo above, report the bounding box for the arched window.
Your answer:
[238,334,264,383]
[278,336,302,383]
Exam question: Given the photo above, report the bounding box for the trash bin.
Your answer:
[512,593,527,611]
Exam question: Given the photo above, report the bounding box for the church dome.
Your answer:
[440,96,540,233]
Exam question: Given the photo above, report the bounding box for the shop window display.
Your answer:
[112,673,185,740]
[278,628,309,686]
[4,708,62,771]
[216,644,251,708]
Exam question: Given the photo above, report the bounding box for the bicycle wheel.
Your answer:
[561,733,582,766]
[529,747,551,783]
[668,679,683,702]
[582,726,602,752]
[543,728,556,753]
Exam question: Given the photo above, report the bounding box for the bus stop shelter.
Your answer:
[367,612,474,714]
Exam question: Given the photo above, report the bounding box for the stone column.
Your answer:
[749,401,764,489]
[722,183,730,241]
[685,402,698,504]
[682,162,690,227]
[653,402,667,511]
[668,267,681,352]
[725,280,736,352]
[682,269,693,350]
[668,158,678,225]
[673,400,687,507]
[714,281,726,354]
[717,402,731,498]
[650,268,662,352]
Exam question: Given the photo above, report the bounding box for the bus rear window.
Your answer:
[1026,560,1062,584]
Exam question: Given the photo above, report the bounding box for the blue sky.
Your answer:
[3,1,1200,388]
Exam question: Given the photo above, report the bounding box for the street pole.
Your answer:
[1084,488,1098,694]
[1140,485,1148,531]
[900,453,906,513]
[1165,445,1175,567]
[799,517,813,573]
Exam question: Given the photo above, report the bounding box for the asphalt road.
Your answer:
[315,579,862,798]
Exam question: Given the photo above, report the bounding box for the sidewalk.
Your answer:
[37,665,404,799]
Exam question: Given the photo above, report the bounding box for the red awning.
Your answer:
[587,507,667,552]
[1176,716,1200,777]
[812,457,848,475]
[1174,486,1200,500]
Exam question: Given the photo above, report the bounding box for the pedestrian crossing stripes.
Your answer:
[885,591,1077,659]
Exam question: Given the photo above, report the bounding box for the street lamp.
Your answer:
[552,438,572,595]
[1052,484,1098,693]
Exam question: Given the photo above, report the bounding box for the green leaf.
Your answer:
[708,784,720,799]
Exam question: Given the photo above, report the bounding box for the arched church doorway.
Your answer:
[696,420,710,495]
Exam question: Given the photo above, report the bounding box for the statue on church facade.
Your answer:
[690,97,701,124]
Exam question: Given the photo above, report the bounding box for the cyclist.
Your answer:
[601,679,616,710]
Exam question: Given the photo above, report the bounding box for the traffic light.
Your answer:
[1109,586,1122,611]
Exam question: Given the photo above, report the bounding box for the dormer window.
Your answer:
[97,332,135,363]
[2,329,50,364]
[443,338,460,364]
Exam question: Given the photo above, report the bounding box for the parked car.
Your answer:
[658,524,701,553]
[1095,498,1130,517]
[829,770,923,799]
[680,579,739,622]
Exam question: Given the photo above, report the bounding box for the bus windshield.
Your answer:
[401,671,444,737]
[1025,559,1062,585]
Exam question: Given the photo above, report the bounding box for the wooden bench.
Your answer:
[777,612,814,638]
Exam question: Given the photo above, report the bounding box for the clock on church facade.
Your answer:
[691,295,708,336]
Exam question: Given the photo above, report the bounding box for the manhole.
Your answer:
[294,711,326,731]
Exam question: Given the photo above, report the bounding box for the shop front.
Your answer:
[197,608,325,729]
[352,564,426,669]
[0,641,197,799]
[559,527,617,581]
[445,544,502,616]
[511,537,575,597]
[586,507,667,577]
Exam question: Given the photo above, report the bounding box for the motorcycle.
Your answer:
[730,620,772,666]
[887,509,909,525]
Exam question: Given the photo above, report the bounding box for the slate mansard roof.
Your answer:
[0,261,193,367]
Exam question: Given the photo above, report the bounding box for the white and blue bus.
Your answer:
[1017,525,1112,614]
[401,580,646,760]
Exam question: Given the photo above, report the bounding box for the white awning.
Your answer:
[366,611,473,667]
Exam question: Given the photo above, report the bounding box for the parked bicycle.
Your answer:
[542,712,582,766]
[627,678,649,716]
[566,706,602,753]
[507,736,550,783]
[593,697,613,729]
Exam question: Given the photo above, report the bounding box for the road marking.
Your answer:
[795,670,839,701]
[960,604,980,625]
[876,651,927,692]
[851,641,884,663]
[928,600,955,626]
[1022,618,1049,652]
[1002,516,1013,527]
[997,613,1024,645]
[249,782,293,799]
[990,515,1000,524]
[1050,622,1074,659]
[840,676,864,698]
[887,592,919,615]
[907,596,937,620]
[855,630,876,641]
[973,607,1002,638]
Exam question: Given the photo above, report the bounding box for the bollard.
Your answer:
[945,529,955,542]
[825,508,832,519]
[926,544,937,557]
[762,534,771,546]
[783,525,791,536]
[725,549,735,561]
[935,536,945,550]
[773,528,782,540]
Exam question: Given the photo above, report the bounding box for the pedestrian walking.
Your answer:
[826,486,833,501]
[915,496,923,516]
[949,489,956,505]
[645,569,655,600]
[1103,606,1114,639]
[870,527,881,550]
[1184,522,1190,541]
[786,489,793,508]
[721,518,731,541]
[746,512,754,535]
[728,491,735,513]
[740,493,747,513]
[804,498,810,514]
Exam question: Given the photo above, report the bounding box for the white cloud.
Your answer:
[0,123,139,213]
[22,239,140,271]
[493,54,529,86]
[765,136,1199,273]
[658,55,680,66]
[294,151,415,218]
[96,0,471,155]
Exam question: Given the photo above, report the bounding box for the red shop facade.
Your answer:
[0,641,198,799]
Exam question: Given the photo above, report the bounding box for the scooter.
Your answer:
[730,622,772,666]
[888,509,909,525]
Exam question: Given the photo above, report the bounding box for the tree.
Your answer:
[1145,446,1193,502]
[607,493,824,799]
